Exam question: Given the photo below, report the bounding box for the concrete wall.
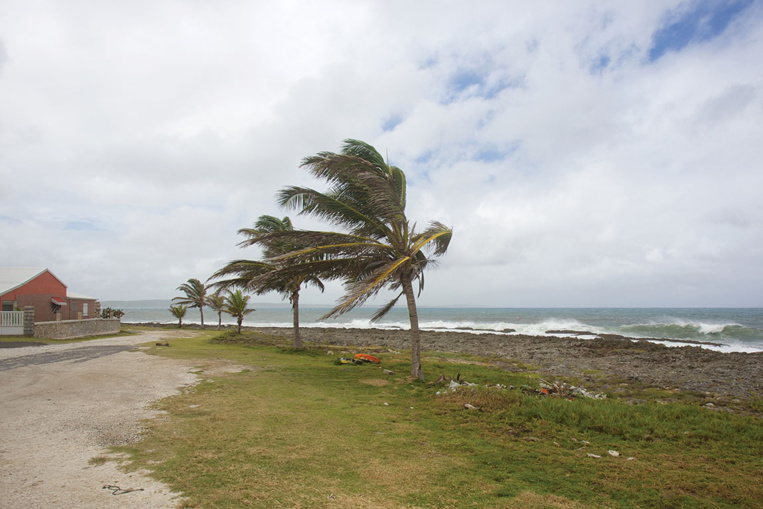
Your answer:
[33,318,121,340]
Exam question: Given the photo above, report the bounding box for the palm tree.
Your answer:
[224,289,255,334]
[248,139,452,380]
[173,278,208,326]
[210,215,325,348]
[169,304,187,328]
[207,292,225,330]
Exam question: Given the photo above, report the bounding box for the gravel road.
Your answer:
[0,330,201,509]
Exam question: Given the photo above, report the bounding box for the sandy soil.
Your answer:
[0,330,203,509]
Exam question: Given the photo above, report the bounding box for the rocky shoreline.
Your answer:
[130,323,762,400]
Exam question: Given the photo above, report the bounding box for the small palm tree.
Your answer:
[224,289,255,334]
[248,139,452,380]
[207,292,225,330]
[211,215,324,348]
[173,278,208,326]
[169,304,187,328]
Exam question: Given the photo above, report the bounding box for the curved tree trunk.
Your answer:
[199,306,205,327]
[217,312,222,330]
[292,289,303,348]
[401,273,424,380]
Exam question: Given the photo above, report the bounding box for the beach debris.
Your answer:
[102,485,144,495]
[608,450,620,457]
[627,457,636,461]
[155,342,170,347]
[587,453,602,458]
[464,403,479,410]
[327,350,333,356]
[354,353,381,364]
[383,369,395,375]
[383,402,389,406]
[531,380,606,400]
[336,357,363,365]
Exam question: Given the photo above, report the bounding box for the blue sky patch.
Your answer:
[382,114,403,132]
[475,148,507,163]
[450,70,484,93]
[590,54,611,74]
[649,0,754,61]
[442,67,522,104]
[473,141,520,163]
[415,150,434,165]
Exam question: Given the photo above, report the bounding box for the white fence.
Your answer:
[0,311,24,335]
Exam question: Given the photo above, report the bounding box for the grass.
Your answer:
[114,329,763,508]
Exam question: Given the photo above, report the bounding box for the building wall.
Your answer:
[1,270,66,299]
[0,271,96,322]
[63,298,98,320]
[15,294,61,323]
[0,270,67,321]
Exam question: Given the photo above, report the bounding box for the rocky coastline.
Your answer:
[130,323,762,400]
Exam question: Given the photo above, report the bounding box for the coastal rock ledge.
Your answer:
[252,326,762,399]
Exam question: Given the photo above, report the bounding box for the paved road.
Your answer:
[0,345,135,371]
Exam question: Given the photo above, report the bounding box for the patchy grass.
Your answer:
[114,329,763,508]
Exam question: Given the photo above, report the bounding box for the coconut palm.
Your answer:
[224,289,255,334]
[173,278,208,326]
[248,139,452,380]
[207,292,225,330]
[210,215,325,348]
[169,304,187,328]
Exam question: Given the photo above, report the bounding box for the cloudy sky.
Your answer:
[1,1,761,308]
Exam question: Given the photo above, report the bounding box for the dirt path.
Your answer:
[0,330,202,509]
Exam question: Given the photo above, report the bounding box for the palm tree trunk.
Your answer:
[237,317,242,334]
[292,289,303,348]
[199,306,205,327]
[401,273,424,380]
[217,312,222,330]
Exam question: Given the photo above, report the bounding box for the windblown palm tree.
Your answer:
[207,292,225,330]
[169,304,187,328]
[173,278,208,326]
[224,289,255,334]
[247,139,452,380]
[210,215,325,348]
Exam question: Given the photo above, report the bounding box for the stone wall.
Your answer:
[23,306,35,336]
[33,318,121,340]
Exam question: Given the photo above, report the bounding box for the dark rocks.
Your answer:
[250,326,762,399]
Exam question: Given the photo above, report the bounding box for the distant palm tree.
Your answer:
[211,215,324,348]
[173,278,208,326]
[248,139,452,380]
[224,289,255,334]
[207,292,225,330]
[169,304,187,328]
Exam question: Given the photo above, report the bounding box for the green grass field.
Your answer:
[113,329,763,508]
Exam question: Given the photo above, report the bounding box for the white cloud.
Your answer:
[0,1,761,306]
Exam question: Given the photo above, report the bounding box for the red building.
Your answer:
[0,268,99,323]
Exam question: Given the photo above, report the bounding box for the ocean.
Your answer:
[104,301,763,354]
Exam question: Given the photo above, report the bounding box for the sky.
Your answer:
[1,0,762,308]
